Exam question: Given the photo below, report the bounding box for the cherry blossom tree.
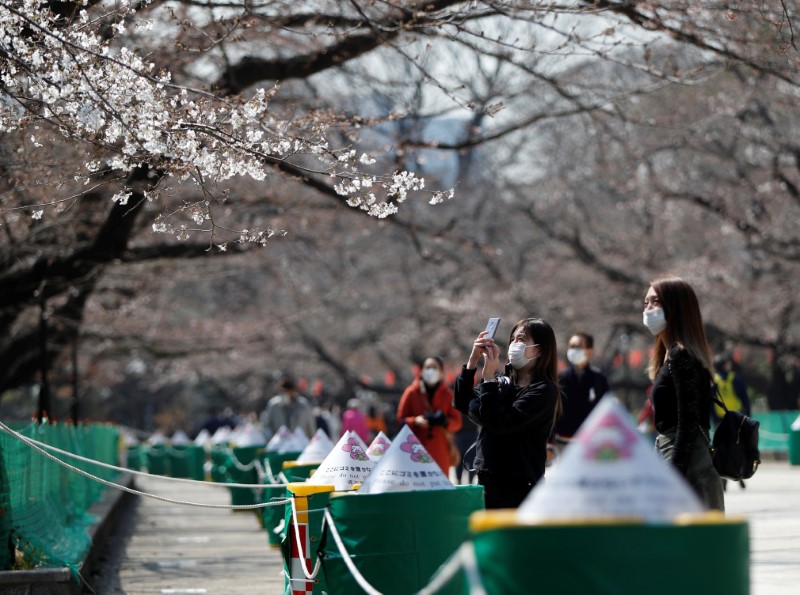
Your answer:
[1,0,798,420]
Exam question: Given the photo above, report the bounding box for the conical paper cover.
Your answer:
[358,425,454,494]
[306,431,375,489]
[366,431,392,460]
[292,427,310,448]
[233,423,266,447]
[171,430,191,445]
[266,425,296,452]
[296,429,335,463]
[518,395,705,522]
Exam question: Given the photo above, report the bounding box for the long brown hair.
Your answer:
[508,318,563,426]
[646,276,714,380]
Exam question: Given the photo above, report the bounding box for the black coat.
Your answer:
[453,366,557,483]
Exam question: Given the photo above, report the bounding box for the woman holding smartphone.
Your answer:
[453,318,561,509]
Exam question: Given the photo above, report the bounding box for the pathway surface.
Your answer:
[87,462,800,594]
[88,474,285,594]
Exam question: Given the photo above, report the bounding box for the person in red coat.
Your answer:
[397,356,462,475]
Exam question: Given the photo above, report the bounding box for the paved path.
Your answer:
[88,474,285,594]
[724,461,800,595]
[88,462,800,594]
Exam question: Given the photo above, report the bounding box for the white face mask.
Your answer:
[643,307,667,335]
[567,348,588,367]
[421,368,441,385]
[508,341,536,369]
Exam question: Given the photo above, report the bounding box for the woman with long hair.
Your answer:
[453,318,561,509]
[644,276,724,511]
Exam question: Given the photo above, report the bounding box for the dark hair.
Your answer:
[508,318,562,426]
[570,332,594,349]
[647,276,713,380]
[279,377,296,391]
[423,356,444,370]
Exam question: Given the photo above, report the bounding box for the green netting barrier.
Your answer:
[0,422,120,576]
[469,516,749,595]
[318,486,485,595]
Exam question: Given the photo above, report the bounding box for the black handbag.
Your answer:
[708,393,761,481]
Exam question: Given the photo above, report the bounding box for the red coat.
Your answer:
[396,379,462,474]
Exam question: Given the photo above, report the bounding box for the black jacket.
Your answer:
[554,364,609,438]
[652,345,714,473]
[453,366,557,483]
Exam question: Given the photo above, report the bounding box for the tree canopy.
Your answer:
[1,1,799,424]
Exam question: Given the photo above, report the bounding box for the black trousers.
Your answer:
[477,472,534,509]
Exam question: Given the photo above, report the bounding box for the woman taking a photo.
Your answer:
[644,276,724,511]
[453,318,561,509]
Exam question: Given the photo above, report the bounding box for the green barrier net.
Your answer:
[0,422,120,575]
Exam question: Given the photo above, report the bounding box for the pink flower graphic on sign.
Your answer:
[342,438,368,461]
[578,412,639,461]
[367,437,390,457]
[399,434,432,463]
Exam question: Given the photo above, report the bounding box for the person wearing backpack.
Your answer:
[644,276,724,511]
[713,354,752,490]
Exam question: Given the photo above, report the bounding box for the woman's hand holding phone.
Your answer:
[467,330,501,380]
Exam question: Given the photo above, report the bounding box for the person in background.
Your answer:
[713,354,752,490]
[454,318,561,509]
[366,404,388,442]
[340,397,371,443]
[397,356,462,475]
[260,377,316,442]
[552,331,610,454]
[644,276,724,511]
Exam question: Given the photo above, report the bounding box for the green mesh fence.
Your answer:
[0,422,120,575]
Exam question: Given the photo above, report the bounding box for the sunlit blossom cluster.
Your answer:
[0,1,452,242]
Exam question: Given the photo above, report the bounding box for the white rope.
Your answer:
[289,496,324,580]
[0,421,286,489]
[455,540,487,595]
[226,446,259,471]
[0,422,290,510]
[323,508,383,595]
[416,542,468,595]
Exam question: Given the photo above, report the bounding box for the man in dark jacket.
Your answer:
[553,332,610,454]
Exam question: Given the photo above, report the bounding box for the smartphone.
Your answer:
[484,317,501,340]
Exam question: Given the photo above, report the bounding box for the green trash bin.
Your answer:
[145,444,168,475]
[282,461,319,483]
[265,451,303,481]
[468,511,749,595]
[228,445,265,507]
[789,415,800,466]
[168,444,205,480]
[261,484,289,547]
[320,485,484,595]
[126,444,144,471]
[210,445,231,482]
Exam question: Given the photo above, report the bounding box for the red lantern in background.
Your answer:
[385,370,396,387]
